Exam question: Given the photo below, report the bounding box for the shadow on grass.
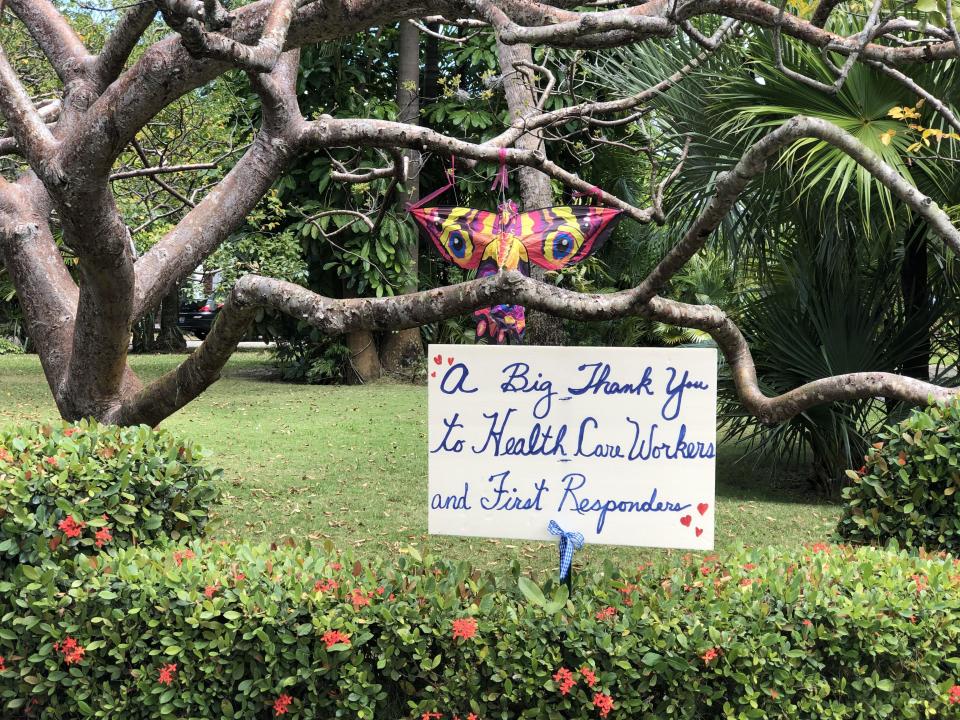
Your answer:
[716,445,841,508]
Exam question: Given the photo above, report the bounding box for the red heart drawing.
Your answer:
[433,354,442,365]
[447,357,454,365]
[697,503,709,516]
[430,371,436,378]
[680,515,692,527]
[695,527,704,537]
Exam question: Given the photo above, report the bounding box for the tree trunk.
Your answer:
[131,313,156,353]
[346,329,382,383]
[155,284,186,352]
[495,37,569,346]
[901,220,930,381]
[380,20,424,376]
[423,22,440,102]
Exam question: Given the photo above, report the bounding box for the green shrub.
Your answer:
[0,420,221,571]
[1,543,959,718]
[838,400,960,551]
[0,337,22,355]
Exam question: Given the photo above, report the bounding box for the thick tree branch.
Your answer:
[110,161,218,180]
[297,117,660,222]
[867,60,960,135]
[0,47,59,167]
[640,295,956,423]
[487,20,736,149]
[0,175,78,400]
[131,51,302,320]
[158,0,298,72]
[810,0,843,28]
[690,0,957,64]
[94,3,158,87]
[633,115,960,306]
[114,271,960,426]
[467,0,675,47]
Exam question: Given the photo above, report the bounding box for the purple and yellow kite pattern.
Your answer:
[410,200,622,343]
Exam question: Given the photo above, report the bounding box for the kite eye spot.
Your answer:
[448,231,468,258]
[551,232,574,260]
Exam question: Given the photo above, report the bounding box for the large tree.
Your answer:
[1,0,959,426]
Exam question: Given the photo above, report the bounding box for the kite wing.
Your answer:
[518,205,623,270]
[408,206,499,271]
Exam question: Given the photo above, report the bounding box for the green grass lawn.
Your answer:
[0,352,841,575]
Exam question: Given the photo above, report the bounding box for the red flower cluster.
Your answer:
[158,663,178,685]
[173,549,196,567]
[616,583,637,606]
[44,456,59,467]
[350,588,373,609]
[553,667,576,695]
[322,630,351,649]
[701,647,719,665]
[742,563,757,571]
[273,694,293,716]
[802,619,813,627]
[451,617,478,640]
[949,685,960,705]
[58,515,86,539]
[809,542,831,554]
[595,607,616,621]
[421,713,442,720]
[330,562,342,571]
[64,427,78,437]
[95,526,113,548]
[580,666,597,688]
[911,574,928,594]
[314,578,338,593]
[54,636,85,665]
[0,447,12,463]
[0,655,6,671]
[592,692,614,718]
[204,583,220,599]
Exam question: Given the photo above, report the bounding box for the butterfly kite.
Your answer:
[408,155,622,343]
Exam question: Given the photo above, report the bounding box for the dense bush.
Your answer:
[1,542,959,719]
[838,401,960,552]
[0,420,221,569]
[0,337,23,355]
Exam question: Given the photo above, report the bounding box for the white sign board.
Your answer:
[428,344,717,549]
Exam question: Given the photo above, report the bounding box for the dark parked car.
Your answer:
[178,295,221,340]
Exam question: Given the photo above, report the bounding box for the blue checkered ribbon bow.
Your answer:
[548,520,584,583]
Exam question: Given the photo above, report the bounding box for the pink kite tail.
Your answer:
[406,156,456,210]
[491,148,509,192]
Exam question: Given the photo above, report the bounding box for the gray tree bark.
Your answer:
[380,20,424,376]
[494,37,569,345]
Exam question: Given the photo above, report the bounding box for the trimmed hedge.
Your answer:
[1,542,959,719]
[0,420,221,570]
[838,401,960,552]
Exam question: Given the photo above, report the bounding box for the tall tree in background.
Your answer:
[378,20,424,377]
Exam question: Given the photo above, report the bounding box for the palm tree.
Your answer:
[582,17,960,487]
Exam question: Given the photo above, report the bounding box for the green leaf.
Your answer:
[517,577,546,607]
